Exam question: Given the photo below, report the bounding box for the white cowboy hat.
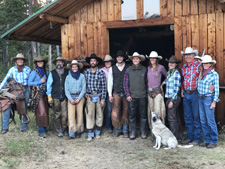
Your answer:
[201,55,216,64]
[103,55,114,62]
[11,53,28,62]
[181,47,198,56]
[194,55,203,60]
[129,52,145,61]
[146,51,162,60]
[70,60,83,69]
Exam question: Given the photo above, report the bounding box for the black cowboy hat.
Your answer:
[85,53,103,64]
[165,55,181,63]
[115,50,126,58]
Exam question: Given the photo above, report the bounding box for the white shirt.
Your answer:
[107,62,126,96]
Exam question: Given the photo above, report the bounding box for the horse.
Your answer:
[0,78,30,125]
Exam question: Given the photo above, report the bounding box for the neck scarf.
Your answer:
[37,67,45,77]
[167,68,176,79]
[202,67,213,79]
[16,65,24,72]
[70,70,80,80]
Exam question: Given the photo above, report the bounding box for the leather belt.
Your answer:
[71,92,80,95]
[199,93,214,98]
[185,89,197,94]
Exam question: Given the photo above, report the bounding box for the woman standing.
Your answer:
[146,51,167,130]
[164,55,182,140]
[65,60,86,139]
[197,55,219,149]
[28,56,49,137]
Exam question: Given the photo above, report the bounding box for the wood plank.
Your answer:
[106,17,174,28]
[182,0,190,16]
[80,23,88,58]
[190,0,198,15]
[87,2,94,23]
[167,0,175,17]
[207,0,215,14]
[174,17,183,61]
[68,15,75,60]
[39,14,68,24]
[175,0,182,17]
[101,0,108,22]
[186,16,192,47]
[137,0,143,19]
[94,0,101,22]
[191,15,199,51]
[207,13,216,59]
[160,0,168,17]
[87,23,94,56]
[75,11,81,59]
[114,0,121,20]
[224,13,225,86]
[100,23,109,58]
[199,14,208,55]
[80,5,88,23]
[199,0,206,14]
[93,22,100,56]
[107,0,114,21]
[61,24,69,60]
[215,1,225,13]
[216,92,225,125]
[182,17,187,53]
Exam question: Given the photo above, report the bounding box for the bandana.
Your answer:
[167,68,176,79]
[16,65,25,73]
[37,67,45,77]
[202,67,213,79]
[70,70,80,80]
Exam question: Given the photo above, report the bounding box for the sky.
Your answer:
[122,0,160,20]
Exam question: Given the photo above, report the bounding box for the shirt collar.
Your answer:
[184,60,196,67]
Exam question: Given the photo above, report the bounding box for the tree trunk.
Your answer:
[5,24,9,67]
[56,45,60,56]
[48,45,52,71]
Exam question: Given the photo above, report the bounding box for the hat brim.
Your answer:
[194,56,202,60]
[12,57,28,62]
[146,55,162,60]
[201,60,216,64]
[52,59,67,65]
[181,50,198,56]
[34,58,48,63]
[70,63,83,69]
[129,55,145,61]
[165,58,181,63]
[85,57,103,64]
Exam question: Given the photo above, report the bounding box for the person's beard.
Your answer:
[56,64,63,69]
[90,64,97,68]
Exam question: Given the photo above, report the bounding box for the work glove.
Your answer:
[48,96,53,104]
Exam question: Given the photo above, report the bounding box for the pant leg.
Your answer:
[61,99,68,132]
[53,99,62,133]
[68,100,76,133]
[128,98,138,135]
[153,94,166,124]
[96,100,104,129]
[76,97,85,133]
[111,94,122,129]
[147,95,153,131]
[121,96,129,125]
[20,87,29,130]
[2,105,12,130]
[105,95,112,130]
[85,97,96,130]
[139,97,147,135]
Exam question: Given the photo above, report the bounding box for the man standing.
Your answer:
[0,53,31,134]
[108,50,129,138]
[84,53,106,141]
[101,55,114,133]
[181,47,203,145]
[123,52,148,140]
[47,57,69,137]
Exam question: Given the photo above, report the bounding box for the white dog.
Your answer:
[151,111,193,150]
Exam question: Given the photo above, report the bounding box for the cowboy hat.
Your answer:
[165,55,181,63]
[201,55,216,64]
[11,53,28,62]
[70,60,83,69]
[181,47,198,56]
[146,51,162,60]
[194,55,203,60]
[85,53,103,64]
[104,55,114,62]
[129,52,145,61]
[115,50,126,58]
[34,56,48,63]
[52,57,67,66]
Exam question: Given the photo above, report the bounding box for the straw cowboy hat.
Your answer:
[181,47,198,56]
[11,53,28,62]
[103,55,114,62]
[201,55,216,64]
[85,53,103,64]
[129,52,145,61]
[52,57,67,66]
[165,55,181,63]
[34,56,48,63]
[70,60,83,69]
[146,51,162,60]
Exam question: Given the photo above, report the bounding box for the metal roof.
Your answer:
[0,0,92,45]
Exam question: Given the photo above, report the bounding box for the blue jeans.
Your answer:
[38,127,47,135]
[183,91,202,142]
[2,87,29,131]
[87,129,101,137]
[199,96,218,145]
[105,95,112,130]
[114,125,128,133]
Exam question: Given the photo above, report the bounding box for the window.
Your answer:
[143,0,160,19]
[121,0,137,20]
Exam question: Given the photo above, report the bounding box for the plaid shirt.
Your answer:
[181,60,201,91]
[197,69,220,102]
[165,70,181,100]
[123,69,130,97]
[84,68,106,101]
[0,66,31,89]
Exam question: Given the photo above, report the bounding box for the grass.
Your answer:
[6,139,30,156]
[1,157,21,168]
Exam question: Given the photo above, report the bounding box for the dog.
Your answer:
[151,111,193,150]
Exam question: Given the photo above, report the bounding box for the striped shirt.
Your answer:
[181,60,201,91]
[0,66,31,89]
[165,70,181,100]
[197,69,219,102]
[84,68,106,101]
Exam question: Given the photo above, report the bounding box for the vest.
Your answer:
[51,68,69,99]
[127,65,147,98]
[112,64,129,94]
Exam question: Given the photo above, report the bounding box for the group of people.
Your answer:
[0,46,219,149]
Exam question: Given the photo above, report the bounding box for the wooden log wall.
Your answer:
[61,0,225,125]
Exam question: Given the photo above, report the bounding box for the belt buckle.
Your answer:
[148,88,153,92]
[92,92,97,96]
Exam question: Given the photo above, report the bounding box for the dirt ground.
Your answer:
[0,113,225,169]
